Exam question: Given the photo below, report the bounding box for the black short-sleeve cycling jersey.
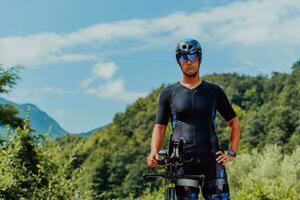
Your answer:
[156,80,236,153]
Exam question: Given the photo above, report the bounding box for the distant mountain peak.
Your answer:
[0,97,69,138]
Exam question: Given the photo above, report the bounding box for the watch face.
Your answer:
[228,149,236,156]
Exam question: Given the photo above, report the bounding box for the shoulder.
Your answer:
[202,80,224,94]
[158,82,180,103]
[160,82,180,95]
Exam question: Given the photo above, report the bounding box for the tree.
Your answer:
[0,65,24,128]
[291,59,300,70]
[0,120,93,199]
[52,62,300,198]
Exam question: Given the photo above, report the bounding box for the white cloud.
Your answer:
[80,61,118,87]
[92,61,118,80]
[80,78,94,88]
[86,78,147,101]
[1,0,300,67]
[82,61,147,102]
[48,53,98,63]
[3,86,78,105]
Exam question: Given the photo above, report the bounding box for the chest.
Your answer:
[170,88,216,118]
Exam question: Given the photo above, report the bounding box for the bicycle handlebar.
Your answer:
[143,173,205,181]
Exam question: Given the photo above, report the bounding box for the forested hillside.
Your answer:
[53,61,300,199]
[1,61,300,199]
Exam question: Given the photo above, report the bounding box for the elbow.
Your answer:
[228,116,240,129]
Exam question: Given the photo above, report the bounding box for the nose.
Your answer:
[186,59,192,64]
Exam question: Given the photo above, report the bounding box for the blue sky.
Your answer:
[0,0,299,133]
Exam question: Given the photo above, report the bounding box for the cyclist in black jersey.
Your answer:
[146,38,241,200]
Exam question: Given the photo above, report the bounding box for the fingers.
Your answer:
[216,153,227,164]
[216,153,235,165]
[146,154,158,168]
[216,151,225,164]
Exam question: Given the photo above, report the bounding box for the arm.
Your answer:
[147,87,171,167]
[147,124,167,167]
[151,124,167,154]
[215,86,241,164]
[227,116,241,152]
[216,116,241,164]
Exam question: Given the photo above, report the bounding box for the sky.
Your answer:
[0,0,299,133]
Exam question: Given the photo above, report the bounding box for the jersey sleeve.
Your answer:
[216,86,237,121]
[155,87,171,125]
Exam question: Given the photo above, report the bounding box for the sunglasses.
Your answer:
[177,53,199,64]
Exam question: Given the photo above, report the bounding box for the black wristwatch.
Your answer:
[227,149,236,157]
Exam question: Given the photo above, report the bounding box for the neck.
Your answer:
[181,72,202,85]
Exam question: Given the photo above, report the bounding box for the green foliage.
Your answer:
[53,87,168,199]
[0,104,24,128]
[53,60,300,199]
[0,65,24,129]
[139,186,165,200]
[291,59,300,70]
[0,121,92,199]
[228,145,300,200]
[0,65,22,94]
[141,145,300,200]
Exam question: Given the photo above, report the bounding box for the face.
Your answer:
[177,53,200,77]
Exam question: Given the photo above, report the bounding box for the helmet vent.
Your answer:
[182,45,187,49]
[188,45,193,50]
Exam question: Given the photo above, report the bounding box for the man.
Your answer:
[146,38,241,199]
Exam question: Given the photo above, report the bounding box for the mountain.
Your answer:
[0,97,68,138]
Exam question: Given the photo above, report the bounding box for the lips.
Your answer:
[186,67,195,70]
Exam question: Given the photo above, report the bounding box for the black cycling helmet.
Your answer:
[176,38,202,62]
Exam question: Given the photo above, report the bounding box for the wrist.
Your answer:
[151,150,159,155]
[227,149,237,157]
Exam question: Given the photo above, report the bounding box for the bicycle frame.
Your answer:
[143,137,205,200]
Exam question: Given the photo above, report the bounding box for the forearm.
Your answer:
[150,124,167,154]
[228,117,241,151]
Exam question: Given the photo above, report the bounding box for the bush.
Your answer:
[0,124,93,200]
[140,145,300,200]
[228,145,300,200]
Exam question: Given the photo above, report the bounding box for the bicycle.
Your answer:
[143,137,205,200]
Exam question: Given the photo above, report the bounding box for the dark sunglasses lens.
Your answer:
[178,53,198,63]
[187,53,198,62]
[178,54,187,63]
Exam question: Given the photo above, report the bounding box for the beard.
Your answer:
[180,66,199,78]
